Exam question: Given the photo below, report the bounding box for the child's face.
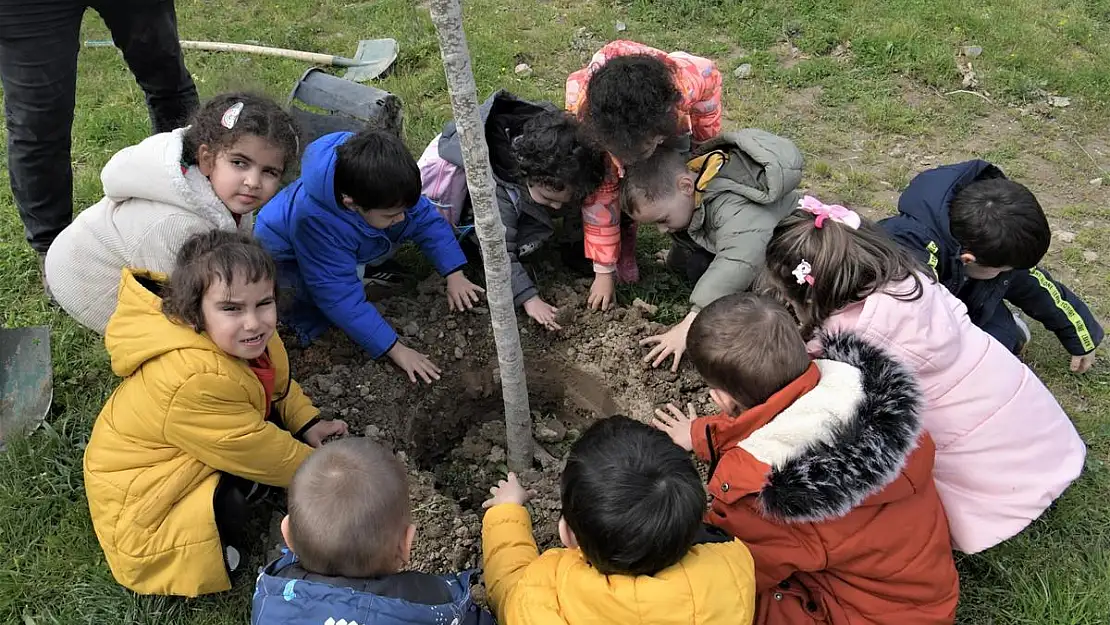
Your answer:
[630,179,697,234]
[344,196,407,229]
[201,273,277,360]
[198,136,286,215]
[960,253,1012,280]
[528,183,575,210]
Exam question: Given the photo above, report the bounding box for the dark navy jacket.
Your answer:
[255,132,467,358]
[252,551,495,625]
[880,160,1102,356]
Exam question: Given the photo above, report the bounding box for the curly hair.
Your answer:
[583,54,681,163]
[513,110,605,202]
[181,92,301,178]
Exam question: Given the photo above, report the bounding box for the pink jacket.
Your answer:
[812,276,1085,554]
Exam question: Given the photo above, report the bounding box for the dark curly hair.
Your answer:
[513,110,605,202]
[583,54,681,163]
[162,230,276,331]
[181,92,301,179]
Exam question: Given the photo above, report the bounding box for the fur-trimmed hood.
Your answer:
[697,332,925,524]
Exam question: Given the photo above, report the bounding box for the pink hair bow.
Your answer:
[799,195,861,230]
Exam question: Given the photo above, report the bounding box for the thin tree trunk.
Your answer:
[427,0,534,472]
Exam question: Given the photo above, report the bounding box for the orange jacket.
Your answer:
[565,40,722,270]
[691,333,959,625]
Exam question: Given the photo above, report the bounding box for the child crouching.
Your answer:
[653,294,958,624]
[253,438,493,625]
[482,415,756,624]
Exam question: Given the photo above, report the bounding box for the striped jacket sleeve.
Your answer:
[1005,267,1103,355]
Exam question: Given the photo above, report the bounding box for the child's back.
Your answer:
[253,438,490,625]
[482,416,756,624]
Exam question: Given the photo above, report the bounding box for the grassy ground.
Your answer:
[2,0,1109,622]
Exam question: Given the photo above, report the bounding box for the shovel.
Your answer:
[85,38,399,83]
[0,326,53,451]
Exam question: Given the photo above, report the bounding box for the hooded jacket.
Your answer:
[816,278,1085,554]
[681,129,803,310]
[252,551,493,625]
[692,333,958,625]
[84,269,318,597]
[44,128,246,334]
[482,505,757,624]
[254,132,468,358]
[435,90,563,307]
[880,160,1102,355]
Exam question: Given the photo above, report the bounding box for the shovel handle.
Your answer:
[178,41,362,66]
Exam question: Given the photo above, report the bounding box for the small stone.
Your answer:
[632,297,659,316]
[1048,95,1071,108]
[454,347,464,360]
[961,45,983,58]
[1083,250,1099,262]
[487,445,506,464]
[733,63,753,79]
[328,384,343,397]
[535,419,567,443]
[455,332,468,349]
[402,321,419,337]
[339,407,350,417]
[364,424,382,438]
[1057,230,1077,243]
[454,526,469,538]
[615,21,627,32]
[359,385,370,397]
[514,63,533,77]
[1090,178,1103,187]
[566,347,576,358]
[446,319,458,330]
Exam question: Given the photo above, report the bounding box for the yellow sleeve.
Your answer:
[276,377,320,436]
[164,373,313,487]
[482,504,540,619]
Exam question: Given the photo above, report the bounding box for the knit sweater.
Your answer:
[45,129,248,334]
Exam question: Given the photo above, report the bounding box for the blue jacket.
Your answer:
[252,551,495,625]
[880,160,1102,356]
[255,132,467,358]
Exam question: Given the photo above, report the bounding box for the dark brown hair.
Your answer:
[181,92,301,178]
[620,148,688,216]
[288,438,412,578]
[757,208,927,339]
[687,293,812,409]
[161,230,276,331]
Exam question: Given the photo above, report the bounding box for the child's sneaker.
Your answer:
[361,260,409,288]
[1013,310,1032,355]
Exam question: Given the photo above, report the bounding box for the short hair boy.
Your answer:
[621,129,803,372]
[882,160,1102,372]
[252,438,493,625]
[254,129,485,385]
[652,293,959,624]
[481,415,756,624]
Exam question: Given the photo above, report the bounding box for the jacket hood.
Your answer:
[750,332,925,523]
[897,159,1002,254]
[300,131,352,214]
[101,128,237,230]
[695,128,804,207]
[438,90,555,178]
[104,268,222,377]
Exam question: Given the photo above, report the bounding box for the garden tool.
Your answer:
[0,326,52,451]
[287,68,403,143]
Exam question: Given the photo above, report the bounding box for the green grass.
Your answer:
[2,0,1109,622]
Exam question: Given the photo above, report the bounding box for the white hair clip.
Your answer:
[221,102,244,129]
[793,260,815,286]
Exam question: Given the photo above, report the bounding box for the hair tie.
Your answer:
[793,259,815,286]
[798,195,860,230]
[221,102,244,129]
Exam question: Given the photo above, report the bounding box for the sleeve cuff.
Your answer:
[593,263,616,274]
[295,417,321,440]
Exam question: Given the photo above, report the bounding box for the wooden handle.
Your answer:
[179,41,343,66]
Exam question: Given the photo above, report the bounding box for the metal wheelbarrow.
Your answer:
[0,326,52,451]
[288,68,404,144]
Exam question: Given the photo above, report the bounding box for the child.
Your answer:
[756,196,1086,554]
[253,437,493,624]
[565,40,723,309]
[418,90,605,331]
[254,129,484,384]
[882,160,1103,372]
[622,129,804,370]
[45,92,299,334]
[83,230,347,597]
[652,293,959,624]
[482,415,757,624]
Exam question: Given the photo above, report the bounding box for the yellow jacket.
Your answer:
[482,504,757,624]
[83,269,318,596]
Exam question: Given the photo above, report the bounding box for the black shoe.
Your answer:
[362,259,409,288]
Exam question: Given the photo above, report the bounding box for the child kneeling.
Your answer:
[482,415,756,624]
[84,230,347,597]
[253,438,493,625]
[653,294,958,624]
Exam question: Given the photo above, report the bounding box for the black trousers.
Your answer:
[0,0,199,253]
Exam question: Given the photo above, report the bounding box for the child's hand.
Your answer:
[302,419,349,448]
[587,272,616,311]
[523,296,562,331]
[1071,351,1097,374]
[640,311,698,372]
[482,472,530,508]
[387,342,442,384]
[446,271,485,311]
[652,402,698,452]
